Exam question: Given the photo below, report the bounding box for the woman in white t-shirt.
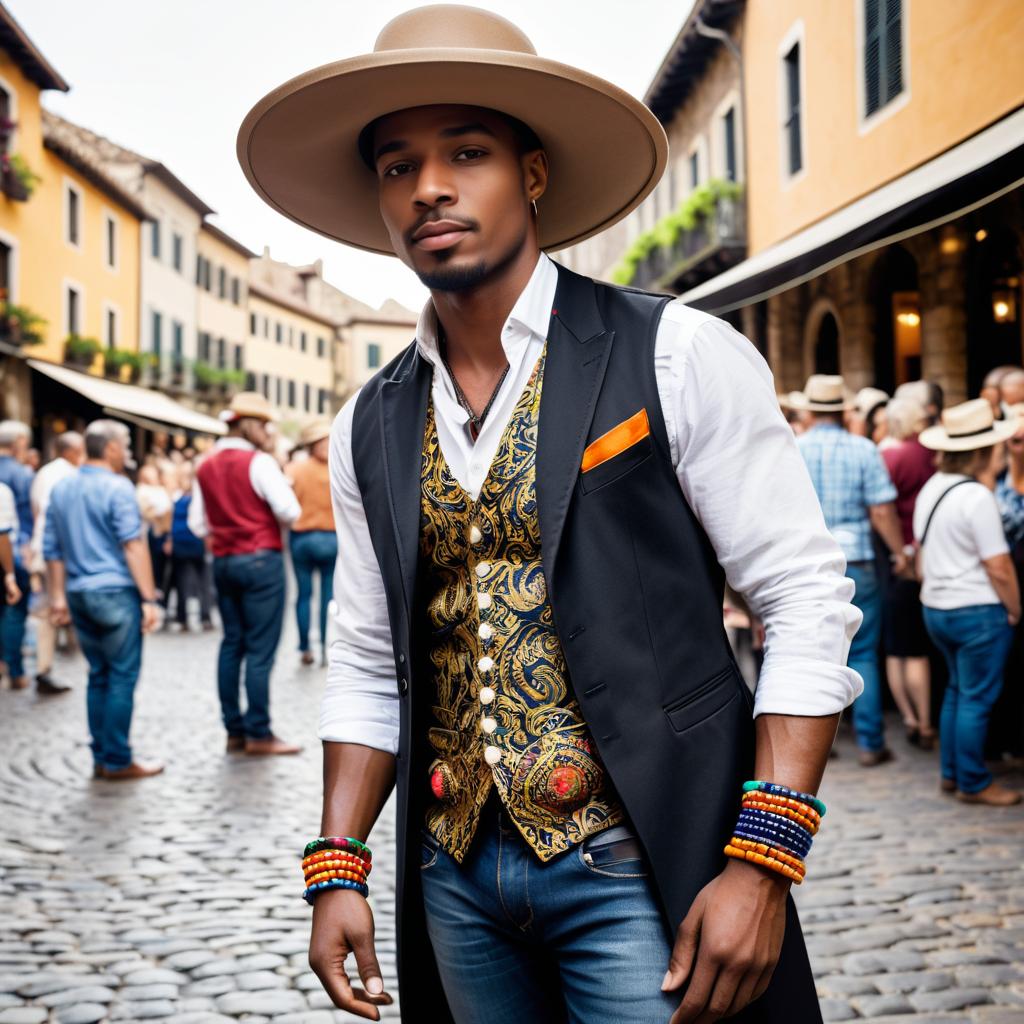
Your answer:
[914,399,1021,806]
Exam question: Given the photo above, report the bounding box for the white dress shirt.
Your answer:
[188,437,301,538]
[0,481,17,535]
[321,255,863,754]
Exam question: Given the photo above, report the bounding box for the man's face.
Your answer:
[107,431,131,473]
[371,105,547,292]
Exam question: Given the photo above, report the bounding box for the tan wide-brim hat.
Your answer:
[919,398,1018,451]
[854,387,890,419]
[783,375,856,413]
[299,418,332,447]
[221,391,278,424]
[236,5,668,255]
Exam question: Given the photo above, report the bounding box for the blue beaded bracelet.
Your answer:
[303,877,370,906]
[733,822,812,859]
[734,813,813,853]
[737,807,815,845]
[743,780,826,818]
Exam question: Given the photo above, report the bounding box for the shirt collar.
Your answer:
[414,252,557,367]
[215,437,256,452]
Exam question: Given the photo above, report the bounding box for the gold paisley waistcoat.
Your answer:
[418,350,625,863]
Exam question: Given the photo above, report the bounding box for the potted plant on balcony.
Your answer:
[219,368,247,397]
[64,334,103,369]
[1,153,41,202]
[0,301,47,346]
[104,347,142,381]
[193,360,218,393]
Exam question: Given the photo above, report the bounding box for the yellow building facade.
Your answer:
[743,0,1024,254]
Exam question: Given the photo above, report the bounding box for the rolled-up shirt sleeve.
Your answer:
[319,393,401,754]
[656,306,864,718]
[250,453,301,525]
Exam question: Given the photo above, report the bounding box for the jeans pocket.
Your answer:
[420,828,442,870]
[577,828,649,878]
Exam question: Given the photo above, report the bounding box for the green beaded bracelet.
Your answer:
[742,780,826,818]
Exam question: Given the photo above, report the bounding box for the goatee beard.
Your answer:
[416,228,527,294]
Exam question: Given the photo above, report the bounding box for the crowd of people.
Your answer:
[781,368,1024,806]
[2,366,1023,800]
[0,393,337,779]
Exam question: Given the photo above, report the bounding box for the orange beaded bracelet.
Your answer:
[727,837,806,876]
[724,843,805,884]
[741,790,822,826]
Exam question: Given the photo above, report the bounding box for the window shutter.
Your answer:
[884,0,903,102]
[864,0,882,115]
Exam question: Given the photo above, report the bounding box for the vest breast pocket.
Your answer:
[579,433,653,494]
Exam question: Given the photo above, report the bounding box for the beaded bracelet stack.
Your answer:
[302,836,373,905]
[722,780,827,885]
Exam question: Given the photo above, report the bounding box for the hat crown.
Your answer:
[375,5,537,56]
[804,374,847,404]
[941,398,995,438]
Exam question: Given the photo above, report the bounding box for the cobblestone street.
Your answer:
[1,621,1023,1023]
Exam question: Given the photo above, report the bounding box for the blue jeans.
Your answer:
[66,587,142,770]
[420,796,678,1023]
[0,564,30,678]
[847,561,885,752]
[923,604,1014,793]
[290,530,337,653]
[212,549,285,739]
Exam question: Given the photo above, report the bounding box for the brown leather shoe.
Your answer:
[244,735,302,756]
[226,735,246,753]
[10,675,29,690]
[940,777,956,793]
[93,764,105,779]
[102,761,165,780]
[300,651,316,667]
[858,747,895,768]
[956,782,1021,806]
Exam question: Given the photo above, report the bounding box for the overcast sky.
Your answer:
[15,1,691,311]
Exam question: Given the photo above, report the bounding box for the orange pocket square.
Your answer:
[581,409,650,472]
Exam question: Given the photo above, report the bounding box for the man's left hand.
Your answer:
[4,572,21,605]
[664,859,789,1022]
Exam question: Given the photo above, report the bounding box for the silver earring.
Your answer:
[531,199,539,216]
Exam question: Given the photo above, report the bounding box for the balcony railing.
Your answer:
[628,194,747,294]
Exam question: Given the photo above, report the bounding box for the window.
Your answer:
[217,337,226,369]
[172,320,184,360]
[288,325,294,347]
[65,285,81,335]
[0,240,12,302]
[688,152,700,190]
[105,307,117,348]
[300,330,307,353]
[864,0,904,116]
[249,312,257,335]
[218,266,226,299]
[151,309,163,356]
[172,233,183,272]
[318,388,328,415]
[234,344,243,371]
[262,316,268,338]
[261,374,270,399]
[275,322,282,344]
[104,214,117,270]
[782,41,803,176]
[196,254,203,286]
[231,277,240,305]
[151,220,161,260]
[275,377,282,406]
[304,382,311,412]
[203,258,212,292]
[722,107,737,182]
[198,331,210,362]
[317,335,326,358]
[367,342,381,369]
[288,380,296,408]
[65,183,82,248]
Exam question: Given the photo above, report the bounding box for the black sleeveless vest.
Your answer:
[350,265,819,1022]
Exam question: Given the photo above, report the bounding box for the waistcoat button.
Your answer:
[484,745,502,766]
[477,591,492,610]
[479,686,495,705]
[398,677,408,695]
[478,656,494,672]
[478,623,493,640]
[469,524,483,544]
[481,716,497,734]
[475,562,490,578]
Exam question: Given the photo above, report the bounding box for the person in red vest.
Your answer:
[190,392,302,755]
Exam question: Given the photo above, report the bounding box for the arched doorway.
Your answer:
[966,225,1023,397]
[814,313,840,375]
[870,246,920,394]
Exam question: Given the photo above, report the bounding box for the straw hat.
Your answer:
[221,391,278,424]
[784,375,856,413]
[918,398,1017,451]
[299,419,332,447]
[236,5,668,255]
[854,387,890,420]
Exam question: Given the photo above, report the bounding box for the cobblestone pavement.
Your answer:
[1,620,1022,1023]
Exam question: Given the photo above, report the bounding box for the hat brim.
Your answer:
[918,419,1017,451]
[222,408,279,424]
[783,394,856,413]
[236,49,668,255]
[301,428,332,447]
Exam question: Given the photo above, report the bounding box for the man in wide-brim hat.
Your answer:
[238,8,863,1021]
[189,391,303,756]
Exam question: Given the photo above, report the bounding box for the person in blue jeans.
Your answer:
[790,375,910,766]
[43,420,163,780]
[0,420,36,689]
[914,398,1021,806]
[288,420,337,666]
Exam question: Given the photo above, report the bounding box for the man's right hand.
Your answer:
[141,602,161,634]
[50,594,71,625]
[309,889,392,1020]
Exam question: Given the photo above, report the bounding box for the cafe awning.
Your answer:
[680,105,1024,315]
[29,359,227,436]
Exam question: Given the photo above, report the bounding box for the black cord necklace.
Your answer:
[438,327,510,441]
